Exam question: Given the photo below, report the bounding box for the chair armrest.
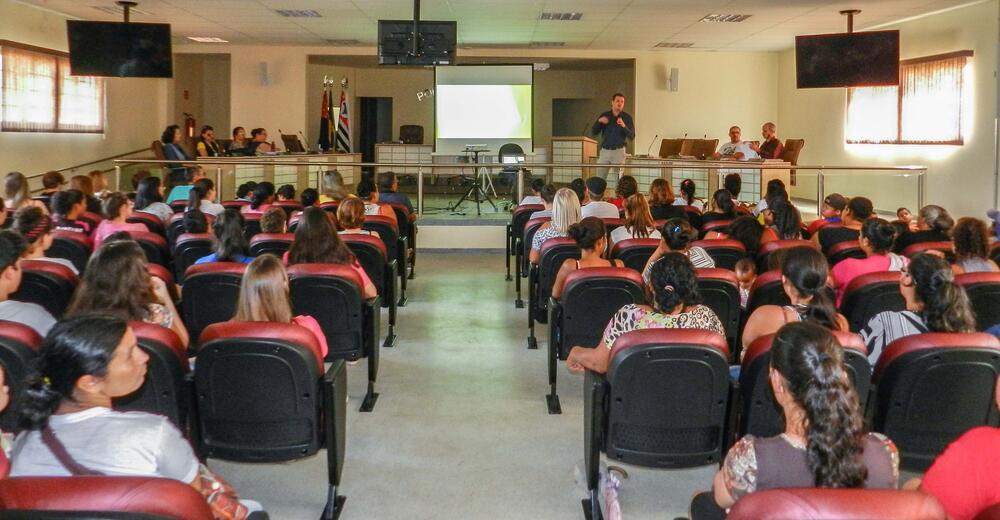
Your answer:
[584,370,609,493]
[363,296,381,355]
[322,360,347,488]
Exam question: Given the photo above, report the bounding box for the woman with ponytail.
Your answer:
[861,253,976,364]
[185,178,224,217]
[690,323,899,519]
[742,246,848,351]
[551,217,623,299]
[241,181,275,215]
[831,217,909,307]
[642,218,715,283]
[12,206,79,274]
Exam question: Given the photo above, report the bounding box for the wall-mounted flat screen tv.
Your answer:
[796,30,899,88]
[67,21,173,78]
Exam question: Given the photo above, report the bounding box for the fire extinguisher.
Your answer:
[183,113,196,139]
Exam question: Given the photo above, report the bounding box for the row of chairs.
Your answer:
[578,328,1000,517]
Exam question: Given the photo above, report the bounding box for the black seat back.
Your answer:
[11,260,78,318]
[248,233,294,258]
[288,264,366,360]
[181,263,246,342]
[132,231,170,268]
[827,241,867,266]
[342,235,388,297]
[112,322,188,428]
[171,233,215,281]
[557,268,645,358]
[535,238,580,321]
[696,268,741,353]
[956,272,1000,331]
[609,238,658,273]
[841,271,905,332]
[48,231,92,274]
[521,217,550,274]
[362,215,400,264]
[692,239,746,270]
[746,270,789,315]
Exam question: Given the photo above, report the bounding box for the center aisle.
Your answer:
[213,252,713,519]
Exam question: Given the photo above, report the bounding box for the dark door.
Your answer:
[359,97,393,167]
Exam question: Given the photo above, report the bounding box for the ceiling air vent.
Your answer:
[700,14,752,23]
[275,9,322,18]
[540,12,582,21]
[655,42,694,48]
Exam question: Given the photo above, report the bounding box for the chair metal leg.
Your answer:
[505,225,513,281]
[546,303,562,414]
[527,267,537,349]
[514,246,524,308]
[581,489,602,520]
[320,484,346,520]
[359,380,379,412]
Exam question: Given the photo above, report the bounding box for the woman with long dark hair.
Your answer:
[764,197,802,240]
[242,182,275,215]
[185,178,225,217]
[691,323,899,519]
[134,176,172,223]
[674,178,703,208]
[195,208,252,265]
[741,246,848,350]
[951,217,999,274]
[610,194,660,246]
[551,217,623,299]
[285,207,377,300]
[862,253,976,364]
[702,189,738,225]
[831,218,908,307]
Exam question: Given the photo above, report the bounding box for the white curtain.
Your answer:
[900,56,966,144]
[846,86,898,144]
[1,46,57,131]
[58,58,104,132]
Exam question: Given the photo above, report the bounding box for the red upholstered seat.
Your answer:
[682,204,703,216]
[805,218,836,238]
[727,488,946,520]
[126,211,165,236]
[273,200,303,215]
[699,218,732,238]
[79,211,103,228]
[319,200,339,213]
[757,239,816,271]
[0,476,214,519]
[147,263,178,302]
[241,212,262,240]
[201,321,324,368]
[221,199,249,209]
[600,217,624,235]
[131,230,170,268]
[955,272,1000,332]
[693,238,747,270]
[841,271,905,332]
[696,268,741,352]
[181,262,247,343]
[975,502,1000,520]
[610,238,659,273]
[901,240,954,259]
[531,238,580,334]
[341,233,397,346]
[746,269,789,314]
[609,327,729,360]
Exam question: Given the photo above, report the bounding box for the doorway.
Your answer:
[359,97,393,169]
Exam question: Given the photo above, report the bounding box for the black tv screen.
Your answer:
[67,21,173,78]
[378,20,456,66]
[796,30,899,88]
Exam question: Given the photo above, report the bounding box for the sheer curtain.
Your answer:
[58,58,104,132]
[900,56,966,144]
[846,86,898,143]
[1,46,58,131]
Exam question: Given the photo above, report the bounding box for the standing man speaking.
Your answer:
[591,93,635,180]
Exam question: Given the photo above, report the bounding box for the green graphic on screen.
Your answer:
[436,84,532,139]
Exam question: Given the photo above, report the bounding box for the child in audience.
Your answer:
[819,193,847,223]
[50,190,91,235]
[336,197,379,238]
[196,209,253,265]
[0,231,56,336]
[234,255,328,358]
[551,217,622,299]
[286,207,377,300]
[92,193,147,249]
[897,207,918,231]
[11,207,79,274]
[276,184,296,202]
[734,258,756,310]
[259,207,287,234]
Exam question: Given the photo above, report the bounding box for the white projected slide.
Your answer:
[436,84,532,139]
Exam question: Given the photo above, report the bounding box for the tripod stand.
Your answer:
[450,148,497,216]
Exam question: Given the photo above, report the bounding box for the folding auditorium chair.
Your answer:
[582,329,730,519]
[826,240,867,266]
[870,332,1000,470]
[805,219,836,239]
[248,232,294,257]
[737,331,871,438]
[112,322,189,429]
[506,204,542,281]
[11,260,78,317]
[193,322,348,519]
[756,240,815,272]
[902,241,955,261]
[609,238,659,273]
[342,234,398,348]
[78,211,103,230]
[319,200,340,216]
[221,199,248,210]
[388,202,416,280]
[0,321,42,433]
[516,216,550,308]
[955,272,1000,331]
[242,213,263,242]
[0,476,214,519]
[600,217,624,239]
[126,211,166,236]
[528,238,580,350]
[171,232,215,281]
[692,239,746,270]
[272,200,303,217]
[363,214,408,306]
[745,269,789,315]
[289,264,382,412]
[696,268,742,356]
[131,230,171,268]
[545,267,644,414]
[699,218,732,239]
[840,271,905,332]
[726,488,947,520]
[166,212,216,246]
[180,262,247,344]
[48,230,92,274]
[146,264,179,303]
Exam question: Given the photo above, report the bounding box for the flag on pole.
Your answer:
[317,86,332,152]
[336,88,352,153]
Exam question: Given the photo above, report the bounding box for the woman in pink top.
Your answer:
[233,254,329,358]
[241,182,275,215]
[283,207,378,300]
[832,218,908,307]
[92,192,147,249]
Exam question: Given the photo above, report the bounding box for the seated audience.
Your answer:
[861,253,975,364]
[894,204,954,254]
[196,208,253,265]
[130,170,151,192]
[285,207,377,300]
[93,193,147,249]
[529,184,557,220]
[39,171,65,197]
[911,375,1000,520]
[69,175,102,214]
[988,208,1000,240]
[11,207,78,274]
[741,246,848,351]
[566,253,724,374]
[813,196,873,253]
[235,181,257,202]
[318,170,348,204]
[610,194,661,246]
[228,126,249,155]
[896,207,917,231]
[529,188,581,264]
[5,172,48,213]
[195,125,222,157]
[519,178,546,206]
[723,173,742,202]
[242,182,275,215]
[182,209,209,234]
[247,127,273,154]
[831,218,908,307]
[735,257,757,309]
[580,177,620,219]
[134,176,173,223]
[276,184,296,202]
[763,197,802,240]
[551,217,622,299]
[648,178,687,222]
[165,166,205,205]
[674,179,704,208]
[642,218,715,281]
[9,314,264,517]
[234,255,328,358]
[707,215,773,257]
[568,178,587,205]
[951,217,999,274]
[713,126,758,161]
[749,121,784,159]
[752,179,787,217]
[300,188,320,208]
[259,207,287,234]
[820,193,847,224]
[89,170,110,199]
[702,189,738,226]
[356,179,397,223]
[186,178,225,217]
[0,231,56,336]
[607,175,638,210]
[691,322,898,519]
[377,171,416,221]
[336,197,378,238]
[68,239,188,346]
[50,190,91,235]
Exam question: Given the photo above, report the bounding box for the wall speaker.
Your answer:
[258,62,271,86]
[668,67,679,92]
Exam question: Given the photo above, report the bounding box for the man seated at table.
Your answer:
[750,122,784,159]
[713,126,759,161]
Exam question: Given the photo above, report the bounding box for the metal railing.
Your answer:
[113,158,928,217]
[28,147,154,193]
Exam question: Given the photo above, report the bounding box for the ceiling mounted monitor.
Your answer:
[795,30,899,89]
[378,20,457,66]
[67,20,173,78]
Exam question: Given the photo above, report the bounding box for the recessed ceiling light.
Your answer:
[275,9,322,18]
[700,14,752,23]
[187,36,229,43]
[540,12,582,21]
[655,42,694,48]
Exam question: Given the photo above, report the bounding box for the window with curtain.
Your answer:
[845,51,972,145]
[0,41,105,133]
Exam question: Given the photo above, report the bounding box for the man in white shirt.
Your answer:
[712,126,758,161]
[519,178,546,206]
[0,231,56,337]
[580,177,620,219]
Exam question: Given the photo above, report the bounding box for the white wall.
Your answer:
[0,0,168,180]
[777,0,999,218]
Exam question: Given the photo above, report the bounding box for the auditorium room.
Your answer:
[1,0,999,518]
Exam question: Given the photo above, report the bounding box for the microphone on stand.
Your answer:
[645,134,659,157]
[299,131,311,153]
[278,129,285,152]
[581,121,592,137]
